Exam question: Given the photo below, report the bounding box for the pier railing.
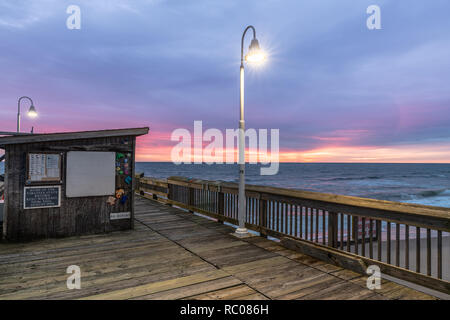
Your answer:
[136,175,450,294]
[0,154,4,199]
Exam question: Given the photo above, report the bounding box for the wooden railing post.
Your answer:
[218,191,224,224]
[135,173,144,196]
[353,216,359,254]
[259,198,267,238]
[188,186,195,213]
[327,211,338,248]
[166,183,172,205]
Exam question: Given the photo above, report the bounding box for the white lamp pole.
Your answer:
[17,96,38,133]
[235,26,265,236]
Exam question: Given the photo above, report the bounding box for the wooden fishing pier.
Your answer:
[0,174,448,299]
[0,196,439,300]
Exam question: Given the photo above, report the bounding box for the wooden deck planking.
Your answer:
[186,284,268,300]
[131,276,243,300]
[0,197,438,300]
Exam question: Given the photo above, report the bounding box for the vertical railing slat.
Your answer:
[362,217,366,257]
[396,223,400,267]
[218,191,224,224]
[251,197,254,224]
[347,215,351,252]
[369,219,373,259]
[327,212,338,248]
[387,222,391,264]
[290,204,293,236]
[377,220,382,261]
[427,228,431,276]
[340,213,344,250]
[305,207,309,240]
[405,225,409,269]
[437,230,442,279]
[353,217,359,255]
[416,227,421,273]
[259,198,267,238]
[315,209,319,242]
[271,201,274,232]
[276,201,278,231]
[300,206,303,239]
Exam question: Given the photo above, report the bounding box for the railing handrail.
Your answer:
[139,176,168,187]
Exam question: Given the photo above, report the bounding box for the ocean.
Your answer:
[135,162,450,208]
[1,162,449,207]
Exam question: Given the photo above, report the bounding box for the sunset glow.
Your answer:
[1,1,449,164]
[135,133,450,163]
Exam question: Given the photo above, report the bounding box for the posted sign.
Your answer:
[24,186,61,209]
[110,212,131,220]
[27,153,62,183]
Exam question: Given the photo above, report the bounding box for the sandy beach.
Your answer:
[351,236,450,281]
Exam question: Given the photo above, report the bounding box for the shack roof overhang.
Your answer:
[0,127,149,148]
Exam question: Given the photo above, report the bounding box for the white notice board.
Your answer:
[66,151,115,198]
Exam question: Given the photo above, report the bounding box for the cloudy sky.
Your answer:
[1,0,449,162]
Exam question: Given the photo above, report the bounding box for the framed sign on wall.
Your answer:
[24,185,61,209]
[26,152,63,184]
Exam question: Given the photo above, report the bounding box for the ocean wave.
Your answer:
[386,188,450,202]
[416,189,450,198]
[403,195,450,208]
[374,189,450,203]
[400,173,449,178]
[328,175,382,181]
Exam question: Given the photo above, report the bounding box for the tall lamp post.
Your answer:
[235,26,265,236]
[17,96,38,133]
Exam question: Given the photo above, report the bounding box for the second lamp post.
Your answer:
[17,96,38,133]
[235,25,265,236]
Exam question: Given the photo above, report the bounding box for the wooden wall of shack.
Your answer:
[2,135,136,241]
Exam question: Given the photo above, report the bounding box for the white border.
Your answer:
[24,185,61,209]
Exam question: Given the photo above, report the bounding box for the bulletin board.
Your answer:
[26,152,62,184]
[66,151,116,198]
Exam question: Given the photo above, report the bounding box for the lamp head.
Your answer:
[27,105,38,118]
[245,38,265,63]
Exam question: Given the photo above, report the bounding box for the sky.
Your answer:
[0,0,449,162]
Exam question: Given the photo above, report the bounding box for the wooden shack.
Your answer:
[0,127,149,241]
